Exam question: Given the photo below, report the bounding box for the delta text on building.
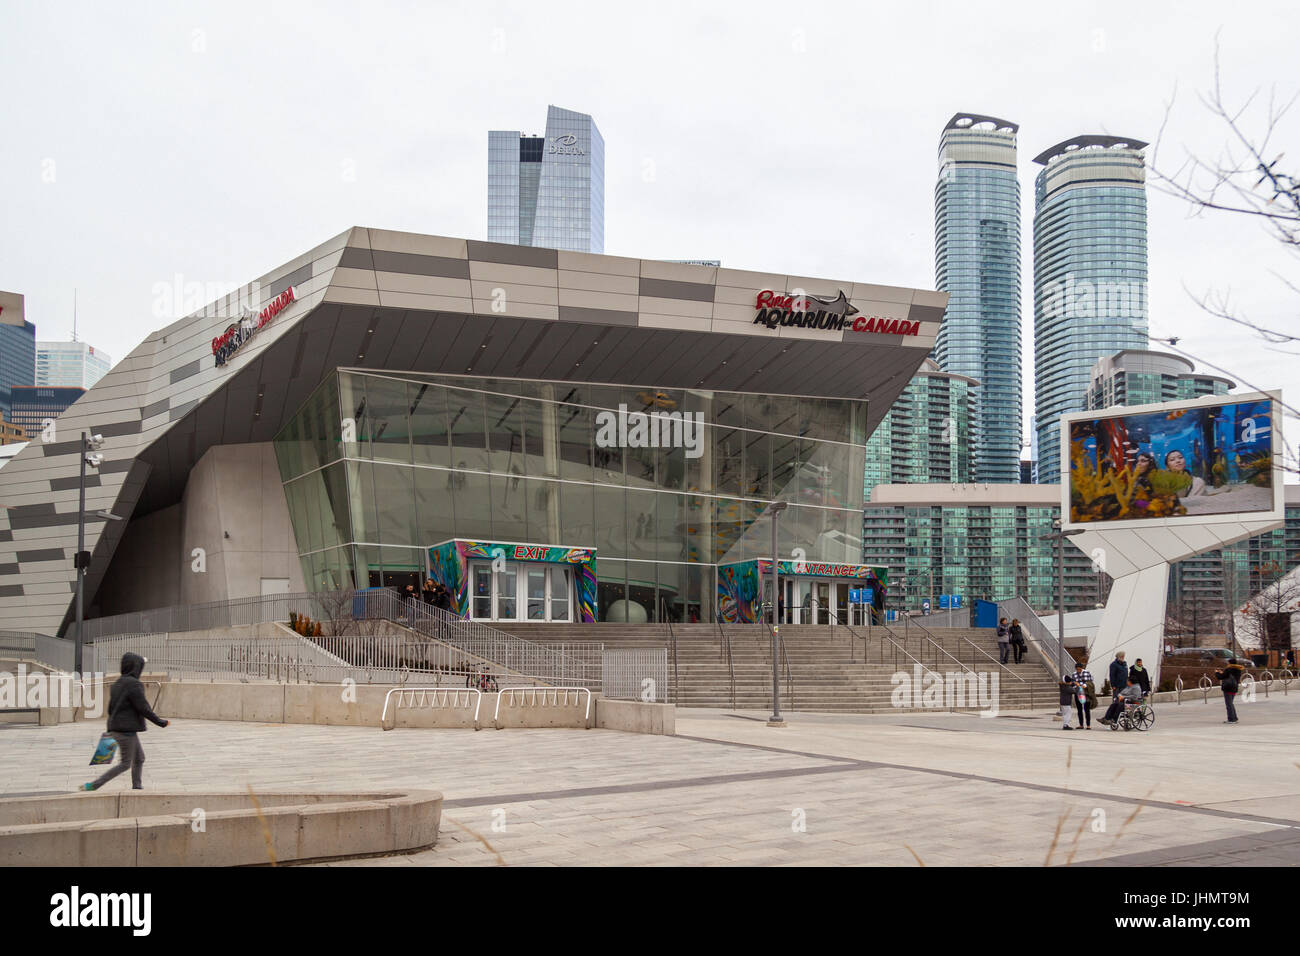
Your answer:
[0,228,946,637]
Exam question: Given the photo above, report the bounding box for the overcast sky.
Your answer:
[1,0,1296,450]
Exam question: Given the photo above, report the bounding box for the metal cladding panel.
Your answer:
[0,226,942,636]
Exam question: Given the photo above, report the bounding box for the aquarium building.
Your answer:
[0,227,946,636]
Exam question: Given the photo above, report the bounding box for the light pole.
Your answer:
[768,500,788,728]
[1041,518,1084,677]
[74,432,106,674]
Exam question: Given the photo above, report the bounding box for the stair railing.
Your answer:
[715,617,735,709]
[662,598,679,704]
[908,614,1034,711]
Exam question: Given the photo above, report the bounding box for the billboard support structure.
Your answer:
[1061,390,1285,686]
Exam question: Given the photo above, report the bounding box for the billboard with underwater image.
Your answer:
[1062,391,1281,529]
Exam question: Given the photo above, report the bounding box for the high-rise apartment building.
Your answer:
[488,105,604,253]
[862,359,977,491]
[933,113,1022,483]
[1087,349,1232,410]
[1032,135,1149,483]
[0,291,36,425]
[36,340,112,388]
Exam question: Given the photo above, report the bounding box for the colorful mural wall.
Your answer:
[425,540,599,623]
[718,559,888,623]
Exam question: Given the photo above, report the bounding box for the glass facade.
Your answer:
[0,320,36,422]
[1088,350,1232,410]
[36,341,111,388]
[487,105,604,253]
[863,359,975,491]
[933,116,1022,483]
[1033,141,1149,483]
[274,370,868,623]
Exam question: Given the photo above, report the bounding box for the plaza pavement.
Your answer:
[2,689,1297,866]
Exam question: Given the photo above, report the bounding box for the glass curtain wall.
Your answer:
[275,370,869,623]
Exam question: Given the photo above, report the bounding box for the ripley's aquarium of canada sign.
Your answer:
[753,289,921,337]
[211,286,297,367]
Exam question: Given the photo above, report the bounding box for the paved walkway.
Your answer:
[2,690,1297,866]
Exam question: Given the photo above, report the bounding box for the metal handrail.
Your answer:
[827,609,923,674]
[996,596,1069,674]
[908,615,1035,711]
[715,618,735,709]
[662,598,679,704]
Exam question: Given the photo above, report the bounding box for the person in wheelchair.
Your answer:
[1100,677,1144,727]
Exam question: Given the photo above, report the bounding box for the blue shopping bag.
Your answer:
[89,733,118,766]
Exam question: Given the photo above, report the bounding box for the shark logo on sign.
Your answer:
[753,289,920,337]
[211,286,297,367]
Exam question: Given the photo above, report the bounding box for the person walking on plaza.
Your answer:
[996,617,1011,664]
[82,652,169,791]
[1072,660,1096,730]
[1129,658,1152,698]
[1009,619,1026,664]
[1215,658,1246,724]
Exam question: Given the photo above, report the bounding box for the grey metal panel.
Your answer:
[93,420,142,438]
[10,512,101,531]
[558,306,638,327]
[466,240,558,270]
[0,585,22,597]
[0,564,18,575]
[0,530,11,542]
[169,400,198,422]
[638,277,715,303]
[169,360,201,385]
[42,440,81,457]
[141,397,171,419]
[16,548,65,562]
[269,263,312,298]
[338,246,375,270]
[371,250,471,280]
[908,304,946,325]
[51,475,101,491]
[9,503,55,518]
[99,459,135,474]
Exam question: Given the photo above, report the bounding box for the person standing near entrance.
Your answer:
[996,618,1011,664]
[82,652,169,791]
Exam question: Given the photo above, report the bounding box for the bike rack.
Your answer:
[493,686,591,729]
[380,686,483,731]
[1174,674,1184,704]
[1197,675,1213,702]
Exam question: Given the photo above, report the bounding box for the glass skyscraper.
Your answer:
[0,317,36,424]
[862,358,977,491]
[1032,135,1149,483]
[36,340,111,388]
[488,105,604,253]
[933,113,1022,484]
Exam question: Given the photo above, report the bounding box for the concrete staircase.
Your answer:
[498,622,1060,714]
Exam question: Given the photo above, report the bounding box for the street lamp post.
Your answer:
[1041,519,1084,677]
[768,500,788,728]
[74,432,105,674]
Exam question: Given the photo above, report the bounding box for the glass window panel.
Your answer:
[361,376,411,463]
[414,466,456,547]
[624,561,658,623]
[490,473,528,543]
[453,472,493,540]
[447,391,490,473]
[410,383,451,468]
[373,463,417,547]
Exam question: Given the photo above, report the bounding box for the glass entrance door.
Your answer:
[469,561,573,622]
[814,581,831,625]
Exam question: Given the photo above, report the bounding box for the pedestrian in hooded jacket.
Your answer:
[82,652,169,791]
[1215,659,1246,724]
